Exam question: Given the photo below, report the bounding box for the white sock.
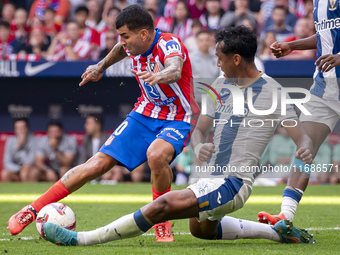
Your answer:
[218,216,280,242]
[281,187,304,221]
[77,213,145,246]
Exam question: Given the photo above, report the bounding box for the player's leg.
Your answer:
[43,188,199,246]
[8,152,117,235]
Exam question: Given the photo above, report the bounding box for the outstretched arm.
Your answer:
[270,34,317,58]
[79,43,127,86]
[131,56,184,85]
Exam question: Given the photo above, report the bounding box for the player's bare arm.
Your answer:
[270,34,317,58]
[315,53,340,73]
[131,56,184,86]
[283,119,313,164]
[79,43,127,86]
[191,115,215,162]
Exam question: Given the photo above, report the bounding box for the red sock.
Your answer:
[30,180,71,212]
[152,186,171,200]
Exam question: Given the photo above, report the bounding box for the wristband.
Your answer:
[194,143,204,158]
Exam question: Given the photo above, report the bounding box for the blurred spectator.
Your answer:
[10,8,29,41]
[220,0,256,29]
[43,7,62,37]
[74,5,100,60]
[184,18,202,52]
[330,141,340,184]
[85,0,102,30]
[1,2,16,23]
[16,27,51,60]
[144,0,159,15]
[187,0,206,19]
[313,141,332,184]
[282,18,315,59]
[100,7,120,50]
[100,29,117,58]
[240,17,256,32]
[163,0,177,18]
[1,118,38,182]
[190,30,219,79]
[262,0,297,32]
[175,146,192,185]
[28,0,71,24]
[262,6,294,42]
[115,0,131,10]
[35,121,77,182]
[46,20,91,61]
[296,0,313,19]
[228,0,261,13]
[259,31,276,60]
[199,0,224,30]
[78,114,108,165]
[171,0,193,41]
[0,20,14,59]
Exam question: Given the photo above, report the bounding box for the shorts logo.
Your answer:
[105,135,115,146]
[217,192,222,204]
[165,41,181,54]
[167,133,178,141]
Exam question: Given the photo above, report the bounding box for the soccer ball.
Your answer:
[36,203,76,239]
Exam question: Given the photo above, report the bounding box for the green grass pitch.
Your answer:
[0,183,339,255]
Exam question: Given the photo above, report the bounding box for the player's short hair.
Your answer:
[88,114,104,129]
[13,118,29,128]
[215,26,257,62]
[115,4,154,32]
[47,120,63,130]
[75,5,89,15]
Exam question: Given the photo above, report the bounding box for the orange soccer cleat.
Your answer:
[257,211,286,225]
[8,205,37,235]
[154,220,174,242]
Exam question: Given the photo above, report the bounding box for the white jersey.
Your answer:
[311,0,340,100]
[204,74,297,183]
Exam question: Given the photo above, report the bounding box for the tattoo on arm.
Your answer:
[155,56,183,84]
[98,43,127,72]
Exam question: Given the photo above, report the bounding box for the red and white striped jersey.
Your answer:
[47,39,91,61]
[80,27,100,46]
[129,28,199,124]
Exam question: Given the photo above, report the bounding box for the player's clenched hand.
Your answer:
[270,41,292,58]
[196,143,215,162]
[295,147,313,164]
[315,54,340,73]
[79,64,103,86]
[131,69,160,86]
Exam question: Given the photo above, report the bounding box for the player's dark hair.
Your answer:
[215,26,257,62]
[13,118,29,128]
[75,5,89,15]
[47,120,63,130]
[88,114,104,130]
[115,4,154,32]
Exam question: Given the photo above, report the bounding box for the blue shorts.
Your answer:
[99,111,192,171]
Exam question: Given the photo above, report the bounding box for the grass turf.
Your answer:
[0,183,339,254]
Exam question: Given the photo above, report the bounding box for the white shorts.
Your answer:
[187,177,252,222]
[300,95,340,131]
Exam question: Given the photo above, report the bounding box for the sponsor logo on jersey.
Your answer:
[329,0,337,10]
[105,135,115,146]
[166,133,178,141]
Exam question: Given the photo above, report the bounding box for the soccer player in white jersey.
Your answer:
[258,0,340,225]
[42,26,316,246]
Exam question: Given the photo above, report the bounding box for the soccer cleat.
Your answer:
[273,220,316,244]
[8,205,37,235]
[43,222,78,246]
[154,220,174,242]
[258,211,286,225]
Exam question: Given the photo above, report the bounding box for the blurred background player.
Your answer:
[258,0,340,225]
[34,121,77,182]
[1,118,38,182]
[8,4,199,243]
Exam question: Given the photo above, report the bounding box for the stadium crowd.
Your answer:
[0,0,316,64]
